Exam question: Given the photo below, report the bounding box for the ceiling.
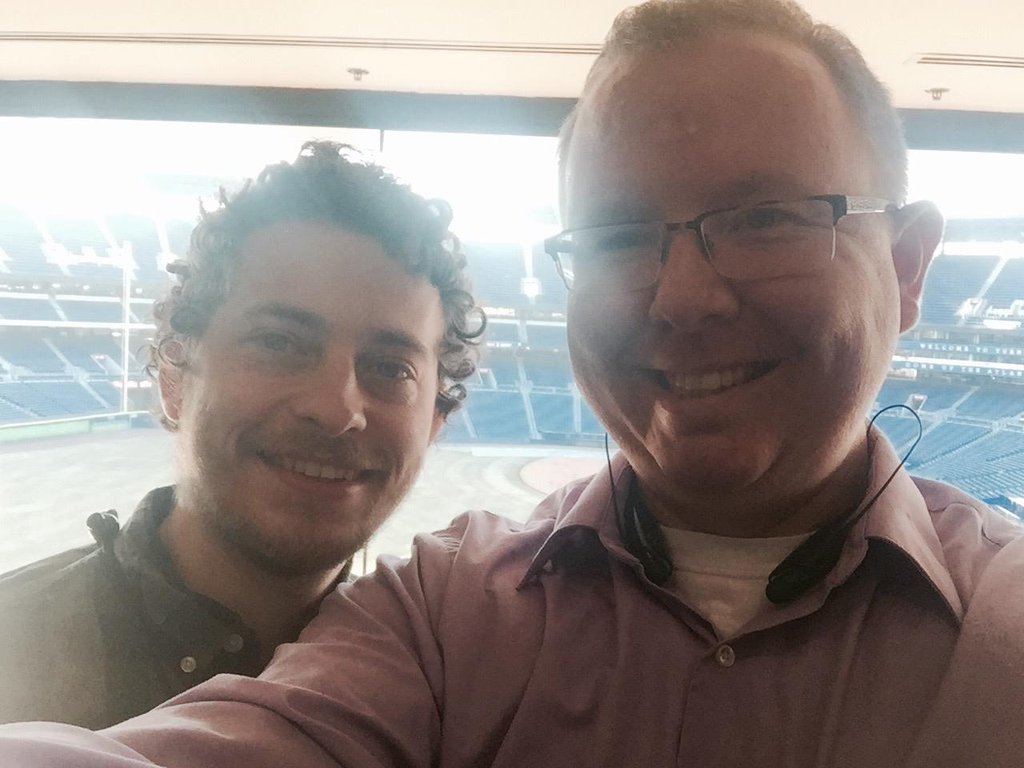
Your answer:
[1,0,1023,113]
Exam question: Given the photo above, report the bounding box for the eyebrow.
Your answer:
[701,173,815,208]
[241,303,328,334]
[242,303,433,357]
[368,328,432,358]
[577,172,816,227]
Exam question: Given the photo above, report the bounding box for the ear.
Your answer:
[891,200,944,333]
[158,365,185,428]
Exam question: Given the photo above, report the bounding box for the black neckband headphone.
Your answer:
[610,404,923,604]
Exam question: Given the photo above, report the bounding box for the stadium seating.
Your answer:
[49,333,130,373]
[0,296,60,321]
[956,388,1024,420]
[463,241,528,309]
[529,243,570,313]
[131,299,156,324]
[45,217,108,253]
[919,254,999,326]
[525,323,569,350]
[908,422,991,467]
[876,379,972,412]
[530,392,575,435]
[465,390,531,441]
[479,350,521,387]
[107,214,165,284]
[580,403,605,435]
[0,334,65,373]
[0,380,107,421]
[984,258,1024,309]
[0,206,61,280]
[486,321,520,345]
[874,412,926,451]
[438,411,474,442]
[165,219,193,258]
[59,299,123,323]
[523,353,573,389]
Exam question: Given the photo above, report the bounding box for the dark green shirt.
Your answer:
[0,487,267,729]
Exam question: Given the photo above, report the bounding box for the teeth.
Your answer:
[667,364,764,397]
[279,457,357,482]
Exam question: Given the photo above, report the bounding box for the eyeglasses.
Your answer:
[544,194,896,294]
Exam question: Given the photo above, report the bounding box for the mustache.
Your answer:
[246,428,391,471]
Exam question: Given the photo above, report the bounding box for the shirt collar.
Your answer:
[113,486,353,662]
[519,440,964,623]
[519,452,637,587]
[113,486,259,671]
[858,435,965,621]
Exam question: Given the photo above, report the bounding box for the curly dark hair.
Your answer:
[149,140,485,427]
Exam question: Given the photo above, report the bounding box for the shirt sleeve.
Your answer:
[0,523,463,768]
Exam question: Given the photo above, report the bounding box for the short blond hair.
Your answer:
[560,0,907,202]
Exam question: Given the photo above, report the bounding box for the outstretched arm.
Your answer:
[0,524,462,768]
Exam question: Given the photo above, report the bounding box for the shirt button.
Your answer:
[179,656,198,674]
[224,634,245,653]
[715,644,736,668]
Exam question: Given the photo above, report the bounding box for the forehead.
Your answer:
[216,219,445,348]
[565,31,873,222]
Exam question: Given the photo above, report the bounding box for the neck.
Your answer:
[641,436,873,537]
[159,505,344,664]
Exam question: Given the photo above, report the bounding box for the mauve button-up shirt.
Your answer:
[2,440,1024,767]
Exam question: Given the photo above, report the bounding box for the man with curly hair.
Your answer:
[0,141,483,729]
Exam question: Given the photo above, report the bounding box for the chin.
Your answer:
[642,433,776,494]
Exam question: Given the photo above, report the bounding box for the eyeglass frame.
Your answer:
[544,194,898,292]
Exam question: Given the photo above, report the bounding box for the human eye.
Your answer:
[712,203,820,247]
[369,358,415,382]
[730,205,803,231]
[577,224,657,261]
[358,354,420,399]
[254,330,296,353]
[244,328,316,365]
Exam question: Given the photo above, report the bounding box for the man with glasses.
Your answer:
[1,0,1022,766]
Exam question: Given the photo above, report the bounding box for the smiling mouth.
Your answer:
[650,361,778,399]
[258,452,373,483]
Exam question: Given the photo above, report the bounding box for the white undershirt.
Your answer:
[661,526,812,640]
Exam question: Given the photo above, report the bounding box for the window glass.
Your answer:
[1,124,1022,576]
[908,149,1024,218]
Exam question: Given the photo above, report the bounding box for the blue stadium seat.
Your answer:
[107,214,164,284]
[59,299,124,323]
[0,205,58,279]
[919,254,999,326]
[530,392,574,435]
[523,353,573,389]
[479,350,520,387]
[465,390,531,441]
[909,422,990,467]
[529,243,570,313]
[525,323,568,350]
[0,381,108,419]
[580,403,605,435]
[984,258,1024,309]
[956,388,1024,420]
[0,296,60,321]
[463,242,527,309]
[0,334,65,373]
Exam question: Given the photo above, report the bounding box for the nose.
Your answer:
[290,353,368,436]
[647,228,741,330]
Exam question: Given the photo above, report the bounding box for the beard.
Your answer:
[174,411,403,579]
